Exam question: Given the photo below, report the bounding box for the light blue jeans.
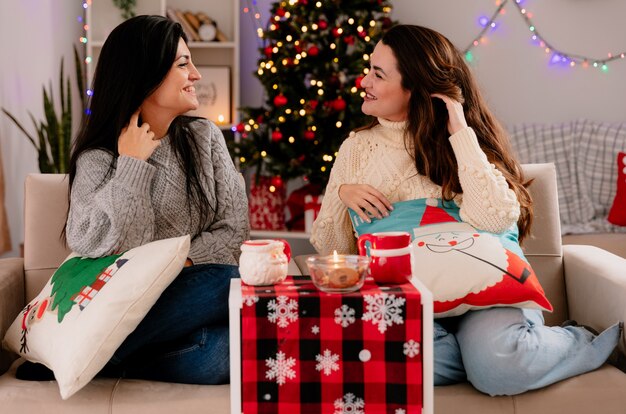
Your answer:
[103,263,239,384]
[434,307,621,396]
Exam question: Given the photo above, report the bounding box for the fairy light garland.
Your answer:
[80,1,92,114]
[463,0,626,71]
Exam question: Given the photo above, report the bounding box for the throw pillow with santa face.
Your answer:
[349,198,552,318]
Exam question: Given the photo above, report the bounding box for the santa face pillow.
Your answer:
[349,199,552,318]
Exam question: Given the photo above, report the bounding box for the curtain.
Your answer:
[0,143,11,254]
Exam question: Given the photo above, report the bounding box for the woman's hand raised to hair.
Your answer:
[338,184,393,223]
[118,110,160,161]
[431,93,468,136]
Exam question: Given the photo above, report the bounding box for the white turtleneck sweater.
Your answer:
[310,118,521,255]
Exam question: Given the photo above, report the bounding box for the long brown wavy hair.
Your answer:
[369,24,533,241]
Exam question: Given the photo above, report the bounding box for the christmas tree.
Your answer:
[231,0,395,187]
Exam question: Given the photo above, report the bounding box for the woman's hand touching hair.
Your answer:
[338,184,394,223]
[118,109,160,161]
[431,93,468,136]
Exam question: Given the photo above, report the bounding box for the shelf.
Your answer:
[89,41,236,49]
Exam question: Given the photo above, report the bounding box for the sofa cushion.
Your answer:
[2,236,189,399]
[349,198,552,318]
[0,359,230,414]
[608,152,626,226]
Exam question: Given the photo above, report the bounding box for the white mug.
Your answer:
[239,239,292,285]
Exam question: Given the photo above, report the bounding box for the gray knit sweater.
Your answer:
[66,118,249,265]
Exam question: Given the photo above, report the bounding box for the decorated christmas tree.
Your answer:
[231,0,395,187]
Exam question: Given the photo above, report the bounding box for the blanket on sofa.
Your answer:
[509,119,626,235]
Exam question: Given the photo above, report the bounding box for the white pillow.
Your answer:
[2,235,190,399]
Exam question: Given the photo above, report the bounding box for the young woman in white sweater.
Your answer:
[311,24,620,396]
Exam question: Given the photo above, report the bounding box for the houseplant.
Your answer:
[2,46,85,174]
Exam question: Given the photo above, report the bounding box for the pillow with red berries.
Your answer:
[350,199,552,318]
[2,236,189,399]
[608,152,626,226]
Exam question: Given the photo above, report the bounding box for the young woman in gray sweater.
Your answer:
[63,15,248,384]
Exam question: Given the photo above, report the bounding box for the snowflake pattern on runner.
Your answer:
[311,325,320,335]
[315,349,340,376]
[395,409,406,414]
[243,295,259,306]
[267,295,298,328]
[334,393,365,414]
[362,293,406,334]
[265,351,297,385]
[334,304,356,328]
[403,339,420,358]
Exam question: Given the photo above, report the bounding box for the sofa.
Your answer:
[1,164,626,413]
[509,119,626,259]
[295,163,626,414]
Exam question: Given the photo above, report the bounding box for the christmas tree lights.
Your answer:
[232,0,395,187]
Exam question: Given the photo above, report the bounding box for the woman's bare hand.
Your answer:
[338,184,393,223]
[431,93,468,136]
[118,109,160,161]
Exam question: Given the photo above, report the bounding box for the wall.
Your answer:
[0,1,83,257]
[240,0,626,126]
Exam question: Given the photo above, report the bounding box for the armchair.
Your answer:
[294,163,626,414]
[0,174,230,413]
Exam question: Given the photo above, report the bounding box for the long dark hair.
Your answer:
[67,15,212,235]
[375,24,533,241]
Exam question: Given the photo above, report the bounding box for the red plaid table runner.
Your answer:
[240,275,423,414]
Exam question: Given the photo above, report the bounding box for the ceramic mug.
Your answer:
[239,239,292,285]
[357,231,412,284]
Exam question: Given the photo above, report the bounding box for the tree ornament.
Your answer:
[276,7,286,17]
[332,27,342,38]
[381,17,393,29]
[318,19,328,30]
[264,46,274,57]
[304,130,315,140]
[236,123,246,133]
[331,97,346,112]
[273,94,288,107]
[272,130,284,141]
[344,35,355,45]
[355,75,365,88]
[307,45,320,56]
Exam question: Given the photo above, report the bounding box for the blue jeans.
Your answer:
[103,263,239,384]
[434,307,621,396]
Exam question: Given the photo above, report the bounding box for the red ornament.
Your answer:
[307,45,319,57]
[343,35,355,45]
[358,29,367,38]
[295,44,303,53]
[276,7,285,17]
[236,123,245,133]
[264,46,273,57]
[332,97,346,112]
[270,176,284,188]
[331,27,341,38]
[256,115,264,123]
[271,130,283,141]
[355,75,364,88]
[273,94,288,107]
[304,130,315,140]
[318,20,328,30]
[381,17,393,29]
[298,155,306,162]
[308,99,319,110]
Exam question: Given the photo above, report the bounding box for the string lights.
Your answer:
[80,1,92,114]
[463,0,626,71]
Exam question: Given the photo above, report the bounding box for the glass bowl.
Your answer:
[306,254,371,293]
